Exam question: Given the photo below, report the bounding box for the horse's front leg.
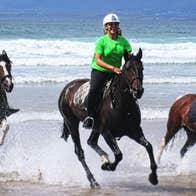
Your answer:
[132,128,158,185]
[101,130,122,171]
[0,118,9,145]
[87,130,111,165]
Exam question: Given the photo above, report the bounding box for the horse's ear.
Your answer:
[2,50,7,56]
[137,48,142,60]
[123,50,129,62]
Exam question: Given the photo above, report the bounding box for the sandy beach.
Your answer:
[0,175,195,196]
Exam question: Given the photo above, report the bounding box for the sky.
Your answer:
[0,0,196,15]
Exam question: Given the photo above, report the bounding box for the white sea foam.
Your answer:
[1,39,196,84]
[134,42,196,64]
[0,122,195,185]
[1,39,196,65]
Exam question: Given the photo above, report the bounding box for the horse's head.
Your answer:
[122,48,144,99]
[0,50,14,92]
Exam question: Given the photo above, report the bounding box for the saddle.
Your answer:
[187,99,196,122]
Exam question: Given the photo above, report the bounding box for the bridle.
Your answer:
[1,74,12,83]
[0,60,12,80]
[122,59,143,99]
[0,60,13,92]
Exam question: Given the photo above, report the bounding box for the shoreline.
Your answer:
[0,175,196,196]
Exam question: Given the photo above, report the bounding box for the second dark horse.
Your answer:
[58,48,158,188]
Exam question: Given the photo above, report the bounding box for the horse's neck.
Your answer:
[109,74,133,109]
[110,74,127,95]
[0,86,6,104]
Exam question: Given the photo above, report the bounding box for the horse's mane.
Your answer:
[107,71,130,110]
[109,74,121,94]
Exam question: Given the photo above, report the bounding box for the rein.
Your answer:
[1,74,12,83]
[108,59,143,109]
[108,72,135,109]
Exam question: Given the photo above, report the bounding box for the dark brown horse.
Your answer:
[58,48,158,188]
[0,50,15,144]
[158,94,196,163]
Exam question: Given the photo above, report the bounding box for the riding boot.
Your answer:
[83,91,98,129]
[83,69,111,129]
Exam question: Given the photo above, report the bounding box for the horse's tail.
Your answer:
[157,136,166,164]
[61,120,70,142]
[58,86,71,142]
[157,131,179,164]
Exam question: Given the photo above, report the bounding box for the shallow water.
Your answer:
[1,90,196,188]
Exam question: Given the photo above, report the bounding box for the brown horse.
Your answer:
[0,50,15,144]
[58,48,158,188]
[158,94,196,163]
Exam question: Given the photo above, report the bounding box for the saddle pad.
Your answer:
[188,99,196,122]
[73,81,90,108]
[72,80,112,109]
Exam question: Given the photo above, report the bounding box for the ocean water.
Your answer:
[0,12,196,119]
[0,11,196,186]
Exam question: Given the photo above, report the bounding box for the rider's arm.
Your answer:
[95,53,122,75]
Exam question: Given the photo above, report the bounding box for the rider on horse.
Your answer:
[83,13,132,129]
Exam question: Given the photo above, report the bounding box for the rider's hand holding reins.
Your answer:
[112,67,122,74]
[95,54,122,75]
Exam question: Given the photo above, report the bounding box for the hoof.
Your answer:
[148,173,158,185]
[90,181,100,189]
[101,162,115,171]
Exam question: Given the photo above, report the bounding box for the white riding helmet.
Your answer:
[103,13,120,27]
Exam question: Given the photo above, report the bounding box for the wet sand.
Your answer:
[0,175,195,196]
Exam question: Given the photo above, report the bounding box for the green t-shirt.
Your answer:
[91,34,132,72]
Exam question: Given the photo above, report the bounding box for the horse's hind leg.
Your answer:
[61,120,71,141]
[87,130,111,165]
[0,118,9,145]
[180,127,196,157]
[67,118,99,188]
[128,127,158,185]
[157,117,181,163]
